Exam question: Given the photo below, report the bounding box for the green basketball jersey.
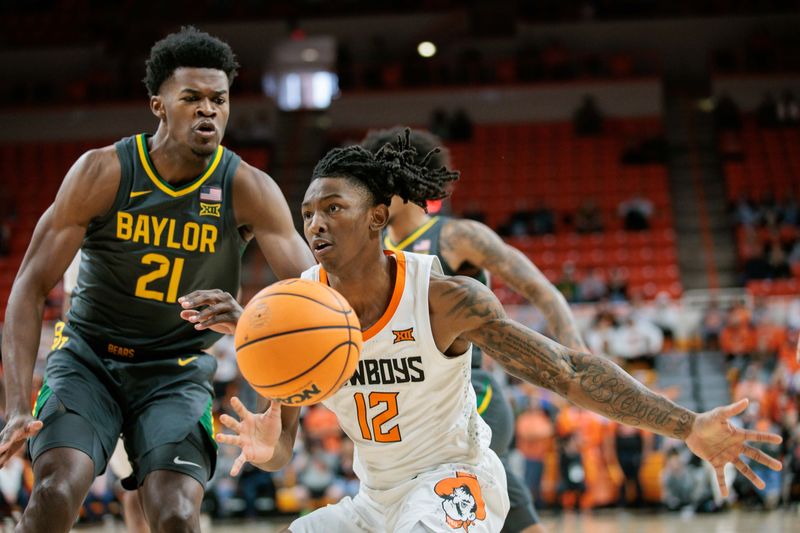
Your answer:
[383,215,489,368]
[67,134,246,357]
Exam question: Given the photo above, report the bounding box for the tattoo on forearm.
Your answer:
[442,220,587,351]
[469,318,695,440]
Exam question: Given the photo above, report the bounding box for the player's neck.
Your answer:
[388,209,430,244]
[147,129,214,184]
[326,248,395,330]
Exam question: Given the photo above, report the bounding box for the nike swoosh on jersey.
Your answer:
[130,190,153,198]
[173,456,202,468]
[178,356,198,366]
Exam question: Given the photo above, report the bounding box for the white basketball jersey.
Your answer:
[301,251,492,490]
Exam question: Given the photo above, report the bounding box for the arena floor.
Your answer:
[67,508,799,533]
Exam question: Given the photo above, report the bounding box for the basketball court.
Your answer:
[70,509,798,533]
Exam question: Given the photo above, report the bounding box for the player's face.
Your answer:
[151,67,230,157]
[302,177,387,273]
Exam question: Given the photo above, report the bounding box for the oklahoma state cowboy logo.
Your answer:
[434,471,486,531]
[392,327,415,344]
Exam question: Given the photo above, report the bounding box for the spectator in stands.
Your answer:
[500,201,534,237]
[700,301,725,348]
[556,261,580,303]
[733,196,760,227]
[714,93,742,131]
[618,192,654,231]
[777,90,800,127]
[449,108,474,141]
[610,422,652,508]
[515,400,555,507]
[574,199,604,233]
[586,309,617,355]
[754,313,786,364]
[610,312,663,368]
[607,267,629,302]
[787,297,800,331]
[573,95,604,136]
[766,241,791,279]
[557,432,586,509]
[720,305,757,375]
[640,291,680,340]
[661,449,715,512]
[579,268,607,303]
[530,200,556,235]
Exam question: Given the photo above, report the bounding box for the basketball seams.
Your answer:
[249,291,355,315]
[245,340,361,388]
[236,324,361,351]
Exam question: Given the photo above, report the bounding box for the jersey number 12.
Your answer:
[354,392,401,443]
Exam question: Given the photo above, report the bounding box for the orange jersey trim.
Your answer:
[319,250,406,342]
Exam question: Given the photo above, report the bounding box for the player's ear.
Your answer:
[370,204,389,232]
[150,95,166,121]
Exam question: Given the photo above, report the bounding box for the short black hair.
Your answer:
[312,129,459,210]
[361,127,451,170]
[143,26,240,97]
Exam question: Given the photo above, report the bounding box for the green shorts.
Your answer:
[29,322,217,489]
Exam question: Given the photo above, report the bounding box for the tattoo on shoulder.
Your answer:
[439,277,502,322]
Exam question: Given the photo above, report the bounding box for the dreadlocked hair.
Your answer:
[312,129,460,210]
[361,127,451,170]
[143,26,239,97]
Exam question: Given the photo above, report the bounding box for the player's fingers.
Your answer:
[23,421,43,438]
[180,310,199,321]
[742,444,782,471]
[230,396,251,420]
[733,458,765,490]
[742,429,783,445]
[216,432,242,447]
[714,466,728,498]
[230,452,247,477]
[720,398,749,418]
[219,414,242,432]
[178,289,224,309]
[267,401,282,419]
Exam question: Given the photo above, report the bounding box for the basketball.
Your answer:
[234,278,362,406]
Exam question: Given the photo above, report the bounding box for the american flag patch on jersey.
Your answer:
[200,186,222,202]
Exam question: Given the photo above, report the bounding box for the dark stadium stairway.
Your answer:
[663,79,739,291]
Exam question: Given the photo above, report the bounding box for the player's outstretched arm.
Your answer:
[441,219,587,351]
[232,162,315,279]
[216,396,301,473]
[429,275,782,496]
[0,147,120,467]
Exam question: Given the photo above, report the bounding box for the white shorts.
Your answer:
[290,450,509,533]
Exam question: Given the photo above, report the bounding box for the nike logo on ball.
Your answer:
[173,456,201,468]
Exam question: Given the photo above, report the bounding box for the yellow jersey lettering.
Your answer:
[200,224,217,253]
[182,222,200,251]
[166,218,181,250]
[117,212,133,240]
[107,343,135,358]
[151,216,168,247]
[132,214,150,244]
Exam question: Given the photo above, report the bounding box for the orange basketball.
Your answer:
[234,278,362,406]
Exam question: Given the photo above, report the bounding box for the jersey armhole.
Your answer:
[87,139,133,232]
[222,151,247,249]
[420,256,472,362]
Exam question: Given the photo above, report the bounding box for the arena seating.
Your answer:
[720,117,800,296]
[445,119,681,300]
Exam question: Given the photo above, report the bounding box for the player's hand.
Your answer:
[0,413,43,468]
[216,396,282,476]
[685,398,782,497]
[179,289,242,335]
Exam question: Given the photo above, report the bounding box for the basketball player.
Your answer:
[0,27,314,532]
[363,127,584,533]
[215,133,783,532]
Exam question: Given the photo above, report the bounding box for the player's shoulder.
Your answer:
[76,144,121,177]
[428,271,494,308]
